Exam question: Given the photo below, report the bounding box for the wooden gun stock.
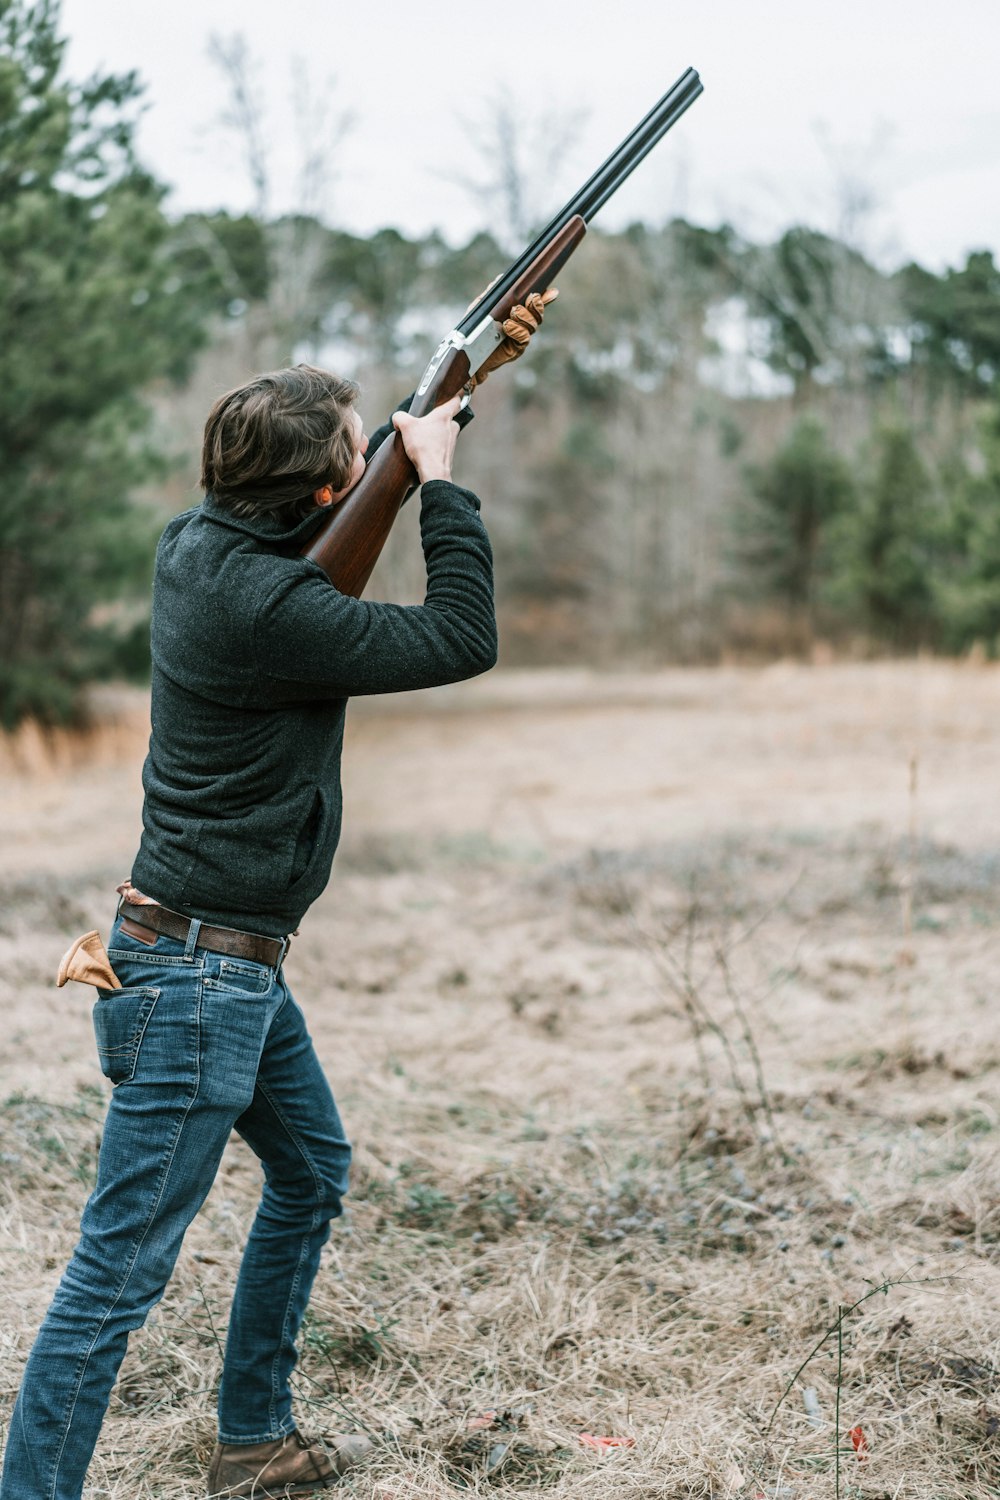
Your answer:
[301,67,703,597]
[299,345,470,598]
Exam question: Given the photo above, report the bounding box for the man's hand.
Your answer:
[392,395,462,485]
[471,288,558,388]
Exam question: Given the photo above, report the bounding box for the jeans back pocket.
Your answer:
[92,988,160,1085]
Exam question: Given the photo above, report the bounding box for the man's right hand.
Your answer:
[392,396,462,485]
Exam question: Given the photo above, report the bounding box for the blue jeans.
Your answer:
[1,914,351,1500]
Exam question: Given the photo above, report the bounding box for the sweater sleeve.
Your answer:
[253,480,497,699]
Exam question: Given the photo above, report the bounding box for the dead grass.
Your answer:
[2,663,1000,1499]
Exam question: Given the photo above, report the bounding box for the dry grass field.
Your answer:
[2,661,1000,1499]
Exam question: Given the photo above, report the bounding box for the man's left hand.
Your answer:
[471,288,558,388]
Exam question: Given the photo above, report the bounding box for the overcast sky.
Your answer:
[60,0,1000,273]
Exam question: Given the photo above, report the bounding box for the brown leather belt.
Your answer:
[118,901,287,968]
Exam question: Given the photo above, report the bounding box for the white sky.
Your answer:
[60,0,1000,272]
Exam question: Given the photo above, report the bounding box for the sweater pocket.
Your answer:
[179,816,297,913]
[283,788,338,906]
[289,788,324,885]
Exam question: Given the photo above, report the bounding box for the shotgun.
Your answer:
[302,66,704,597]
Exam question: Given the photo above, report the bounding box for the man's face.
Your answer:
[327,410,368,503]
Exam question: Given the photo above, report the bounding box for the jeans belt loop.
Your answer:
[183,917,203,960]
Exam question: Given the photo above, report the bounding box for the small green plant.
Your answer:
[303,1313,399,1370]
[397,1181,456,1231]
[764,1271,955,1498]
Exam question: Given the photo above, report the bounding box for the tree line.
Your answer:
[2,0,999,726]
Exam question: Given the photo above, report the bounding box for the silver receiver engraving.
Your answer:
[463,315,505,376]
[415,334,458,396]
[414,318,506,397]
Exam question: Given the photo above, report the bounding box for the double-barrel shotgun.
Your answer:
[301,66,704,596]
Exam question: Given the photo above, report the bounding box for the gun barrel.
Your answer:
[578,71,703,220]
[570,66,702,222]
[456,66,702,336]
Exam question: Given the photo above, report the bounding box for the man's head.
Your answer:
[201,364,366,525]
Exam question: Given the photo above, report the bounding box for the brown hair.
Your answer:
[201,364,360,524]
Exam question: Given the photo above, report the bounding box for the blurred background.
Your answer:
[6,12,1000,1492]
[2,0,999,724]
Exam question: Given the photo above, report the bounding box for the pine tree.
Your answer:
[738,416,854,628]
[0,0,212,725]
[901,250,1000,394]
[829,424,935,648]
[933,406,1000,651]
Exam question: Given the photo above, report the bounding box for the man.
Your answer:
[0,356,511,1499]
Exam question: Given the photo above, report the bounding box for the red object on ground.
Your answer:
[848,1424,869,1460]
[578,1433,636,1452]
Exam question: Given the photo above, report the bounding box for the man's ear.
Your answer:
[313,484,334,508]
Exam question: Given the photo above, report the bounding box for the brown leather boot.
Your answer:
[206,1429,372,1497]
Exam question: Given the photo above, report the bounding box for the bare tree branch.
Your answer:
[208,32,270,220]
[447,88,588,250]
[289,55,355,223]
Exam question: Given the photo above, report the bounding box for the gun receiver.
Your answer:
[302,67,703,595]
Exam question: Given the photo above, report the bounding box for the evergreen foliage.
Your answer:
[828,425,935,647]
[0,0,212,726]
[902,250,1000,393]
[932,407,1000,652]
[739,417,854,618]
[172,210,271,317]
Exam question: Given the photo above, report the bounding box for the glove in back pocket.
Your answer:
[92,988,160,1085]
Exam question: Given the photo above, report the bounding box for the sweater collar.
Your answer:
[200,492,329,546]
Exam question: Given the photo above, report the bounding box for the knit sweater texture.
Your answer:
[130,417,496,938]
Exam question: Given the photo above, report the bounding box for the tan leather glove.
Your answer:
[471,288,558,388]
[57,931,121,990]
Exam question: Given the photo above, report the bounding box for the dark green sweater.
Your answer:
[130,426,496,938]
